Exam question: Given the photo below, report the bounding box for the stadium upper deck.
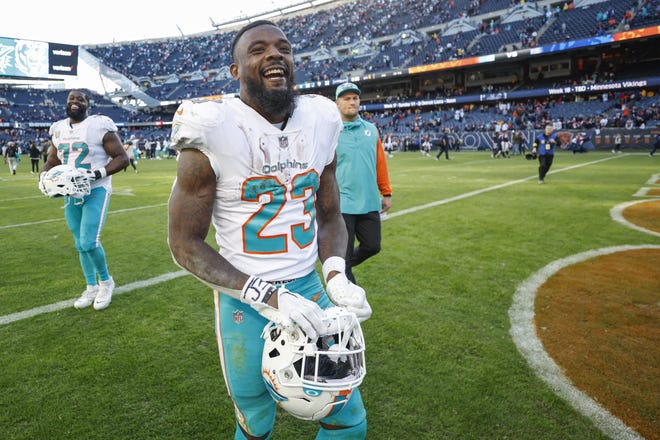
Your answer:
[1,0,659,147]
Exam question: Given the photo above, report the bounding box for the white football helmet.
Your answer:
[40,165,91,199]
[261,307,366,421]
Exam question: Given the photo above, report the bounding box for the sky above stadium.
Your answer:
[6,0,317,45]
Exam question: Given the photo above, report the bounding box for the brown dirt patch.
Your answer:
[622,200,660,233]
[535,249,660,439]
[647,188,660,197]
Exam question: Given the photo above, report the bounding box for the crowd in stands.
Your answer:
[2,0,659,153]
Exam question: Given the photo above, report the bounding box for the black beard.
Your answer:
[243,75,296,118]
[66,106,86,121]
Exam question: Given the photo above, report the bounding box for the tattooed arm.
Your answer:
[168,148,250,298]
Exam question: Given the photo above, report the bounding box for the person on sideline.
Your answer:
[612,132,622,153]
[167,21,371,440]
[28,141,41,174]
[335,82,393,284]
[650,133,660,157]
[434,128,452,160]
[123,137,139,173]
[3,141,20,175]
[532,123,558,184]
[41,90,129,310]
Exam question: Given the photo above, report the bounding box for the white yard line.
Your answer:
[0,271,188,325]
[1,153,642,438]
[0,203,167,230]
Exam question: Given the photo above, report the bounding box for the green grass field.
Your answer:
[1,150,657,439]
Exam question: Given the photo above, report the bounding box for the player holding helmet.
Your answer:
[41,90,128,310]
[167,20,371,439]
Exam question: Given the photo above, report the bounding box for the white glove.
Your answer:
[326,274,372,322]
[38,172,48,196]
[78,168,103,182]
[241,276,326,340]
[322,257,372,322]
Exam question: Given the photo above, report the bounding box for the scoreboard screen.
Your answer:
[0,37,78,79]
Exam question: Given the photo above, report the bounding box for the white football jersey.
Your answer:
[49,115,117,192]
[170,95,342,281]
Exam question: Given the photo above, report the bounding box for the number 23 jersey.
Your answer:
[170,95,342,281]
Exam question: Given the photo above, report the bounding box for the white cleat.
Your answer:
[74,286,99,309]
[94,277,115,310]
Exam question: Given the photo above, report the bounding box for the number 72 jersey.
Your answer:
[170,94,342,281]
[49,115,116,191]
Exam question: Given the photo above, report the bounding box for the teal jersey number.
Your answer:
[242,171,319,254]
[57,142,90,169]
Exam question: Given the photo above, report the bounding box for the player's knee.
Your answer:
[364,243,381,257]
[318,418,367,439]
[77,240,99,253]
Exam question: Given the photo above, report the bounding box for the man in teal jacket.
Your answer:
[335,82,393,283]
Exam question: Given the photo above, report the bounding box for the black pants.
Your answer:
[342,211,381,283]
[538,154,554,180]
[31,158,39,172]
[436,146,449,159]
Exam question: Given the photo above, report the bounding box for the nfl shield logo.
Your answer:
[278,136,289,149]
[232,310,244,324]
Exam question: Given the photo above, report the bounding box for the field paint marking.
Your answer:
[388,155,620,219]
[0,271,188,326]
[611,200,660,237]
[0,155,621,321]
[509,245,660,440]
[0,203,168,230]
[0,154,642,436]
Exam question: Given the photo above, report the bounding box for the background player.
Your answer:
[42,90,128,310]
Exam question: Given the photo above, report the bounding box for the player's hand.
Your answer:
[326,273,372,323]
[78,168,101,182]
[242,276,326,339]
[38,171,48,196]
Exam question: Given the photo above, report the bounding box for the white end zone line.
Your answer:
[509,245,660,440]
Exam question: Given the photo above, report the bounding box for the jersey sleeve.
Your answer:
[170,99,224,152]
[96,115,118,133]
[309,95,342,166]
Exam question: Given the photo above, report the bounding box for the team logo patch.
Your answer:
[232,310,244,324]
[278,136,289,149]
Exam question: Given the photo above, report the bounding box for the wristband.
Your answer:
[322,256,346,283]
[94,167,108,180]
[240,275,277,305]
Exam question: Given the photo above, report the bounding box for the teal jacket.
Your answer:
[336,117,392,214]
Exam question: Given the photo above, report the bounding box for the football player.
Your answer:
[168,20,371,440]
[42,90,128,310]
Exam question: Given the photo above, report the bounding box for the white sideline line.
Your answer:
[0,271,188,326]
[388,155,620,219]
[0,153,644,437]
[0,203,167,230]
[508,245,659,440]
[0,155,621,323]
